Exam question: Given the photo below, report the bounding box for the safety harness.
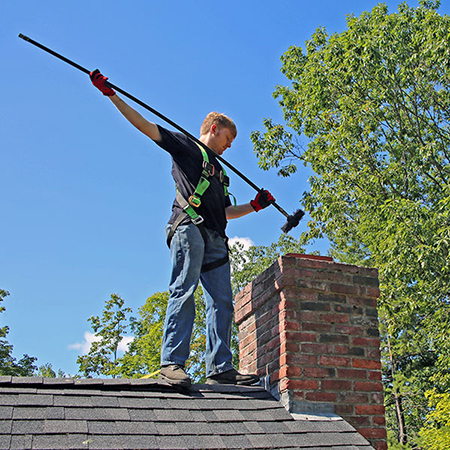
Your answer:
[166,143,232,273]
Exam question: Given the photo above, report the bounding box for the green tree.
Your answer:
[77,293,132,378]
[250,1,450,447]
[119,288,210,383]
[118,291,168,379]
[0,289,37,376]
[418,390,450,450]
[37,363,67,378]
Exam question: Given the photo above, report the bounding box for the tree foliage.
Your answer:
[0,289,37,376]
[251,1,450,447]
[77,293,132,378]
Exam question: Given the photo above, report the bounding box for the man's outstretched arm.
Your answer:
[90,69,161,142]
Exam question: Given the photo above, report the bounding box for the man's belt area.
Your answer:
[166,192,229,273]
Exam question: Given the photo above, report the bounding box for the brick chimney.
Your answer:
[235,253,387,450]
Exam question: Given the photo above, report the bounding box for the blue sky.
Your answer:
[1,0,445,376]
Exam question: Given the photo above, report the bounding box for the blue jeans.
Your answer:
[161,223,234,377]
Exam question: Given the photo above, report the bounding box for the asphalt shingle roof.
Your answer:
[0,376,373,450]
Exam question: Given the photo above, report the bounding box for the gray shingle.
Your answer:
[12,406,64,420]
[87,420,118,435]
[17,394,53,406]
[0,420,12,434]
[210,409,246,422]
[155,422,180,435]
[247,433,274,449]
[121,435,159,450]
[53,395,92,408]
[31,434,70,449]
[220,434,253,449]
[153,409,194,422]
[157,435,191,449]
[116,420,158,435]
[0,377,376,450]
[118,396,163,409]
[208,422,237,435]
[0,407,13,420]
[128,408,156,422]
[0,394,18,405]
[11,419,45,435]
[44,419,88,434]
[65,406,130,421]
[86,434,123,450]
[176,421,213,435]
[10,434,30,450]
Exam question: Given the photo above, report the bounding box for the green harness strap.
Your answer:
[166,143,232,249]
[188,144,230,207]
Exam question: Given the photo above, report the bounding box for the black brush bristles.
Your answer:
[281,209,305,233]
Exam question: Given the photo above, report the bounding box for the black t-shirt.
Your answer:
[155,125,232,237]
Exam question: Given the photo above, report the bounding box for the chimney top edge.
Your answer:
[285,253,334,262]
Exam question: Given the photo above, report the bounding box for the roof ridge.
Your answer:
[0,376,267,394]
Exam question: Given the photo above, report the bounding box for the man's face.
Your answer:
[209,125,235,156]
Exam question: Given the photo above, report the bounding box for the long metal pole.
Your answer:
[19,33,292,219]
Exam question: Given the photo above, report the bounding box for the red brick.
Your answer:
[281,353,318,366]
[279,365,303,378]
[373,442,388,450]
[285,379,319,390]
[345,415,370,427]
[373,416,386,426]
[330,283,359,294]
[306,391,337,402]
[303,367,336,378]
[367,287,381,298]
[296,257,334,268]
[280,341,300,353]
[301,343,334,354]
[355,405,386,415]
[278,309,297,321]
[353,359,382,370]
[320,355,351,367]
[354,381,384,392]
[358,428,387,440]
[302,322,332,332]
[278,320,301,332]
[321,380,352,391]
[281,331,316,343]
[335,404,354,415]
[320,313,349,324]
[337,368,368,379]
[278,298,299,311]
[352,337,381,347]
[334,346,364,356]
[367,348,382,359]
[369,370,382,381]
[334,324,364,335]
[338,392,369,404]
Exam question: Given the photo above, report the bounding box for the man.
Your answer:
[90,70,274,388]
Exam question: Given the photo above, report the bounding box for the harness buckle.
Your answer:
[202,160,215,176]
[189,195,202,208]
[219,172,230,186]
[192,215,204,225]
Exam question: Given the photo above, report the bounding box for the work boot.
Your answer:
[159,364,191,388]
[206,368,260,386]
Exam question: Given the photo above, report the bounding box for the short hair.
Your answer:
[200,112,237,138]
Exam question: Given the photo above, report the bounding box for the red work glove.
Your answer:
[250,189,275,212]
[90,69,116,96]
